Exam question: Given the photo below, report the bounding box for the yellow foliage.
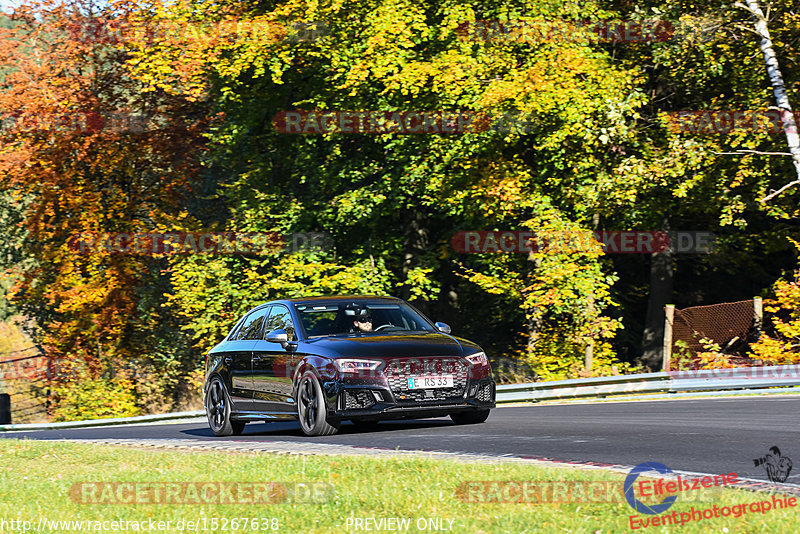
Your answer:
[749,259,800,365]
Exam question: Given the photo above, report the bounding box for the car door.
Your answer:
[226,307,269,411]
[252,304,298,415]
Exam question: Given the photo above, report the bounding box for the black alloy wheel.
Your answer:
[205,376,246,436]
[297,371,340,436]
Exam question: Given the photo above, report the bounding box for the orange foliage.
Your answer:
[0,1,209,393]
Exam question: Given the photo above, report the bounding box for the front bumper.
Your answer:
[329,378,496,420]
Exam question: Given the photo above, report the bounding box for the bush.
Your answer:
[50,368,139,421]
[749,263,800,365]
[525,322,636,381]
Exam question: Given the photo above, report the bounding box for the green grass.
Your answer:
[0,439,798,533]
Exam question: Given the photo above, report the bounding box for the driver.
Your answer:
[353,312,373,333]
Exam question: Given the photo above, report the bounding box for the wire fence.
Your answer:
[667,298,765,370]
[0,346,50,423]
[674,300,757,352]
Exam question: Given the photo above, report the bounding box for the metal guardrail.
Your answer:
[495,365,800,403]
[3,366,800,430]
[0,410,205,432]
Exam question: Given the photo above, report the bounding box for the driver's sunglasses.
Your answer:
[357,317,372,323]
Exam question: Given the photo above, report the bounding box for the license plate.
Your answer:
[407,375,454,389]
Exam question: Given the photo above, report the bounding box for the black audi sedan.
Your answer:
[203,296,495,436]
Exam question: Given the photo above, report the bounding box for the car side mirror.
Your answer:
[434,322,451,334]
[265,328,289,344]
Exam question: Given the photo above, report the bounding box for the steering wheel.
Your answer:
[373,324,393,331]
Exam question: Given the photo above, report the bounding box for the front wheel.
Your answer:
[205,376,246,437]
[450,409,491,425]
[297,371,340,436]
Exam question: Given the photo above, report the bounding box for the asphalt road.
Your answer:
[4,396,799,483]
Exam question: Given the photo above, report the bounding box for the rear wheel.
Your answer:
[450,409,491,425]
[297,371,340,436]
[205,377,246,436]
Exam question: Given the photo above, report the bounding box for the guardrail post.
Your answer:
[0,394,10,425]
[662,304,675,371]
[754,296,763,340]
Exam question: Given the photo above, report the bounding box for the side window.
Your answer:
[238,307,270,340]
[226,317,247,340]
[266,305,297,341]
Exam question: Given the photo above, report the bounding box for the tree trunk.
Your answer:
[738,0,800,201]
[525,253,542,354]
[641,226,673,370]
[399,209,430,305]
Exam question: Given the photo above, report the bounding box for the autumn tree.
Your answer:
[0,0,210,416]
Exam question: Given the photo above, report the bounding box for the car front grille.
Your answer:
[477,382,493,402]
[384,357,468,402]
[343,389,377,410]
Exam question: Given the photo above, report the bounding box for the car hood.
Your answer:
[302,332,479,358]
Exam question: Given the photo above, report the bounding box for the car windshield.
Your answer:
[294,301,436,338]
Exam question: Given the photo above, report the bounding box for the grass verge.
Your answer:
[0,439,798,533]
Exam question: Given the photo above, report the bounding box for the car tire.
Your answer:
[205,376,246,437]
[450,409,491,425]
[297,371,340,436]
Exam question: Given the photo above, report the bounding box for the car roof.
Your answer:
[240,296,404,317]
[284,295,402,305]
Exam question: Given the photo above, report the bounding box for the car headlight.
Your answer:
[465,352,489,367]
[334,359,383,374]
